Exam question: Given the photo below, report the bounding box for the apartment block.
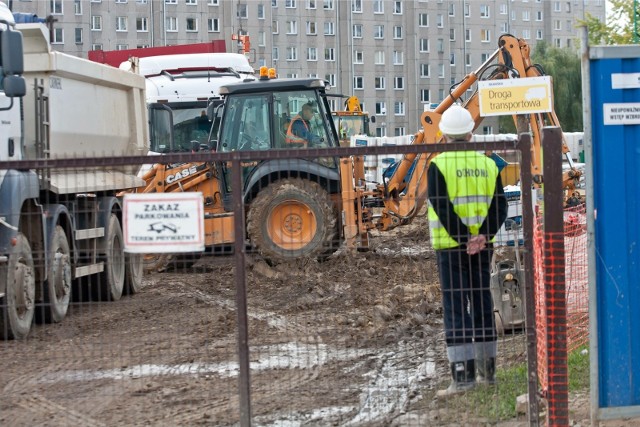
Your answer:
[12,0,605,135]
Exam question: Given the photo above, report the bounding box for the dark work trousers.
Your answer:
[437,247,496,348]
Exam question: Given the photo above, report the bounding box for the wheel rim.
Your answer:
[53,251,72,302]
[267,200,317,251]
[13,256,35,319]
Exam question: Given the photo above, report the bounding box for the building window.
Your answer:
[186,0,197,4]
[500,22,508,34]
[323,0,334,10]
[536,29,543,39]
[554,38,561,47]
[450,53,456,65]
[116,16,128,32]
[554,20,561,30]
[186,17,198,31]
[165,0,177,3]
[166,16,178,32]
[393,51,403,65]
[352,0,362,12]
[374,51,384,64]
[286,46,298,60]
[375,76,385,89]
[480,4,490,18]
[74,0,82,15]
[353,24,362,38]
[522,29,530,39]
[499,4,507,14]
[258,31,266,46]
[464,3,470,17]
[354,76,364,90]
[420,89,429,103]
[91,16,102,31]
[285,0,296,7]
[419,38,429,52]
[394,0,402,14]
[375,102,386,115]
[482,126,493,135]
[394,76,404,89]
[373,0,383,13]
[208,18,220,32]
[208,0,218,4]
[325,73,336,86]
[420,63,430,77]
[481,29,491,42]
[258,4,265,18]
[522,10,530,21]
[354,50,363,64]
[52,28,63,44]
[237,4,248,18]
[374,25,384,39]
[465,28,471,42]
[394,127,406,136]
[324,48,335,61]
[306,21,316,35]
[536,11,543,21]
[437,38,444,53]
[419,13,428,27]
[91,43,103,50]
[307,0,316,9]
[50,0,63,14]
[437,14,443,28]
[554,1,561,12]
[307,47,317,61]
[273,21,279,34]
[394,26,403,39]
[394,101,405,116]
[137,17,148,32]
[376,127,387,137]
[449,28,455,41]
[75,28,82,44]
[273,47,279,60]
[286,20,298,34]
[438,63,445,78]
[324,22,334,35]
[465,53,471,66]
[448,3,455,16]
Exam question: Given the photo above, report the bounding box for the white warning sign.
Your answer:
[603,103,640,125]
[123,193,205,253]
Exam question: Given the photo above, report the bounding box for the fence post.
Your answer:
[231,156,252,427]
[542,126,569,425]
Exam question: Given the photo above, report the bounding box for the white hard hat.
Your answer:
[439,105,475,136]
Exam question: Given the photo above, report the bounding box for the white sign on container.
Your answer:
[603,103,640,125]
[611,73,640,89]
[123,193,205,253]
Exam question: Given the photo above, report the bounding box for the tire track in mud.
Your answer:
[10,394,106,427]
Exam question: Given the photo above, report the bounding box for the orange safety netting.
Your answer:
[535,204,588,395]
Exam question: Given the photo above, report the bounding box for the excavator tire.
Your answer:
[247,178,339,263]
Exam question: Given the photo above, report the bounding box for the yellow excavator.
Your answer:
[128,34,582,271]
[330,95,374,147]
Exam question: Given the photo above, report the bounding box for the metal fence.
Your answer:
[0,135,566,426]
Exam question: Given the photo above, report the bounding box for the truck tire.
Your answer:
[99,214,125,301]
[124,253,143,295]
[39,226,71,323]
[247,178,339,262]
[0,233,35,340]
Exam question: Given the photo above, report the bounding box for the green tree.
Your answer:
[498,41,583,133]
[580,0,635,45]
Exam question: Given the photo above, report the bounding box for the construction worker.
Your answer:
[286,102,321,147]
[427,105,508,397]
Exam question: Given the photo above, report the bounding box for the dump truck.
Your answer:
[0,14,149,339]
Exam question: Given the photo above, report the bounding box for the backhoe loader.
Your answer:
[130,34,582,271]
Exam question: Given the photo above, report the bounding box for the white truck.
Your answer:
[0,6,149,339]
[118,51,255,153]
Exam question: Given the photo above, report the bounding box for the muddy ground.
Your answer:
[0,214,623,426]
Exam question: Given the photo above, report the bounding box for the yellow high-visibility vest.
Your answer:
[427,151,499,250]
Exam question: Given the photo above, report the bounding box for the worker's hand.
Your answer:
[466,235,487,255]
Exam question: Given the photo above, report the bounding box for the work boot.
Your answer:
[476,357,496,385]
[436,360,476,398]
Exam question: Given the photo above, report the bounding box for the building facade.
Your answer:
[11,0,605,136]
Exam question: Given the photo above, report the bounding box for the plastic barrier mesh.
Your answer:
[535,204,588,394]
